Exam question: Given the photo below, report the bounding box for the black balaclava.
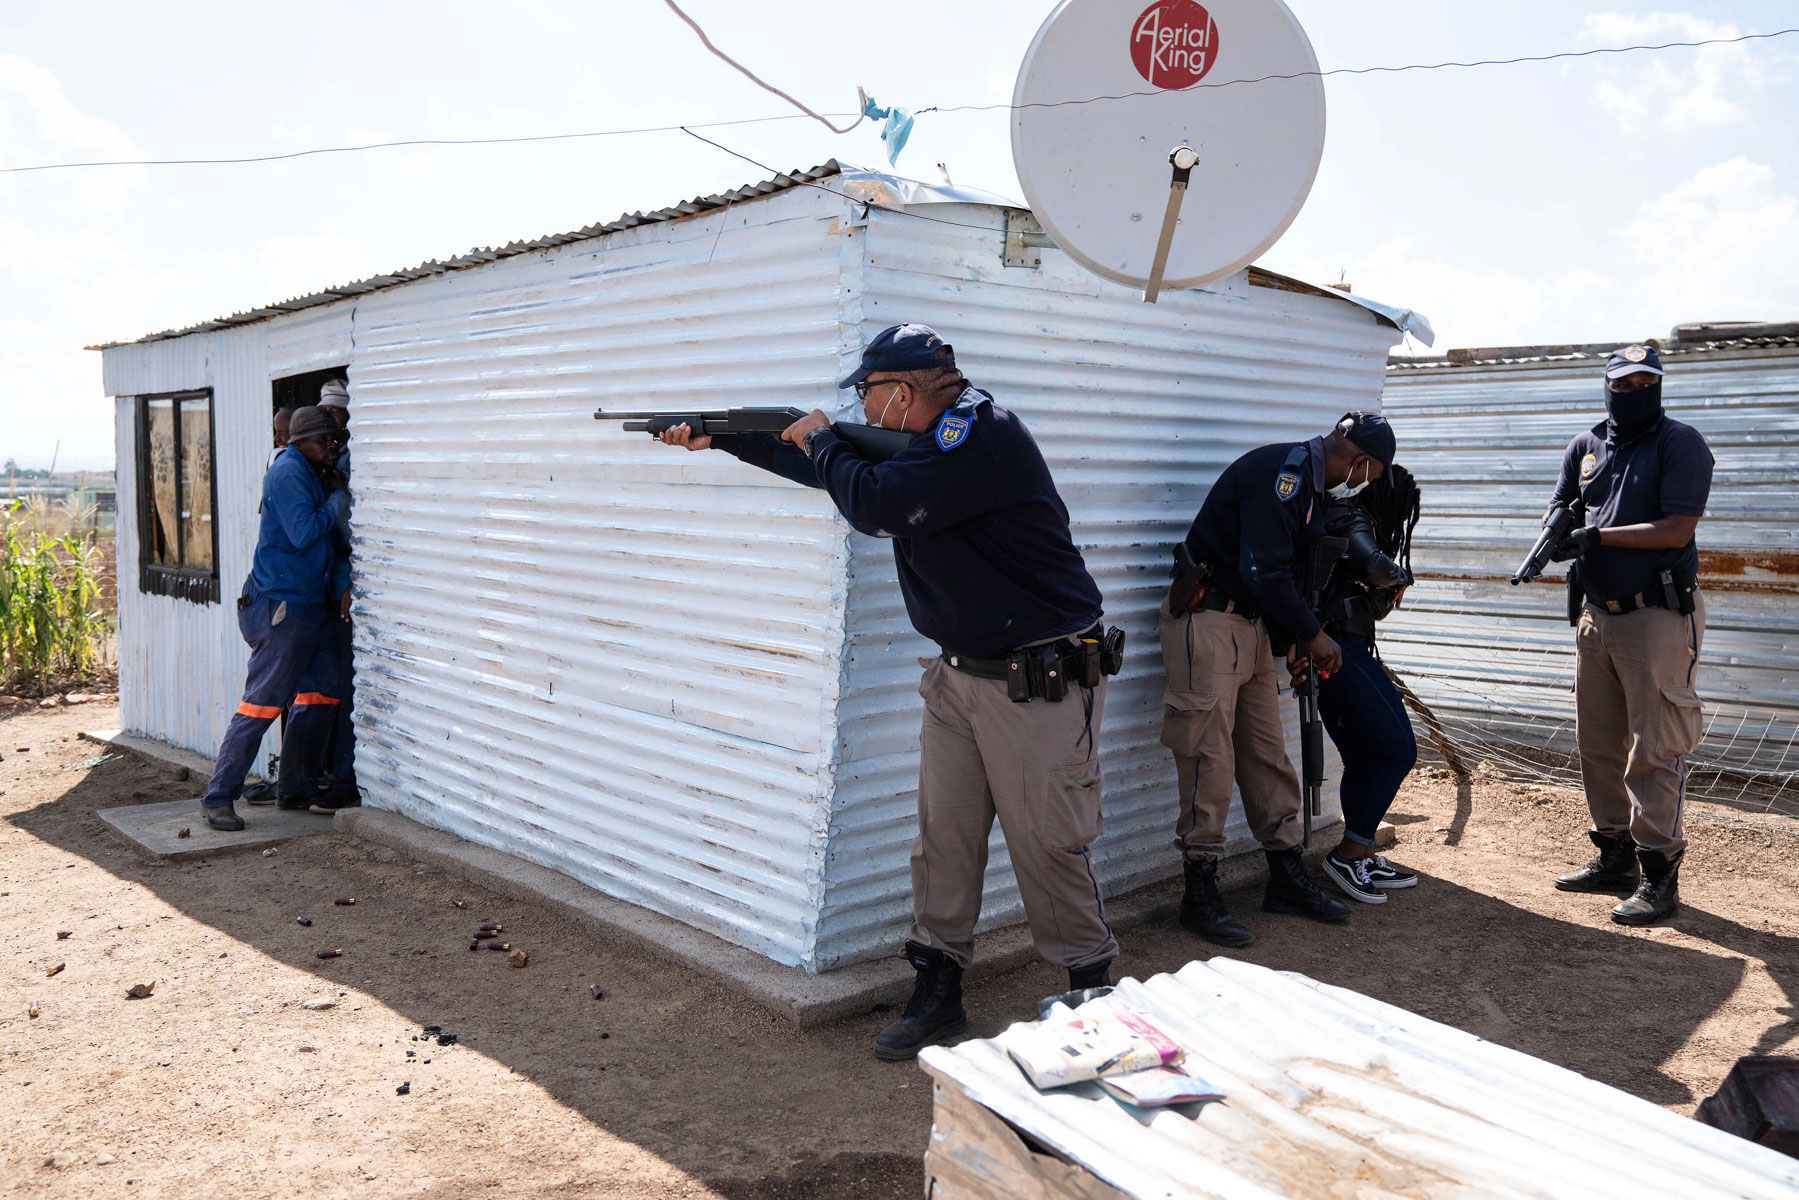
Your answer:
[1606,377,1663,441]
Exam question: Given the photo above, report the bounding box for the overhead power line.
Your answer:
[662,0,866,135]
[4,26,1794,176]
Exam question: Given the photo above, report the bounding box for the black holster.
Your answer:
[1567,562,1585,627]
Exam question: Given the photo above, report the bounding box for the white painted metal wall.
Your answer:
[105,325,282,772]
[815,206,1397,967]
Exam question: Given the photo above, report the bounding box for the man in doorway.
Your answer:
[309,377,359,814]
[269,405,296,469]
[199,406,350,830]
[652,324,1121,1061]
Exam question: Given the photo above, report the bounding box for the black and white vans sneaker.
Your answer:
[1324,854,1386,904]
[1365,855,1418,890]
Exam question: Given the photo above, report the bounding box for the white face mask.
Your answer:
[872,383,905,431]
[1328,458,1372,500]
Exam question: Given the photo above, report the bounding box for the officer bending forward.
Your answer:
[1548,344,1713,925]
[1160,415,1402,943]
[655,324,1120,1059]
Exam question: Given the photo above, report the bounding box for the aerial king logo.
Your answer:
[1130,0,1220,89]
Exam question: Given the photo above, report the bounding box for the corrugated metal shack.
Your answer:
[1381,324,1799,805]
[99,163,1413,972]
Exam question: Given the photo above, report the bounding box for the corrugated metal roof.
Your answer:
[920,958,1799,1198]
[89,162,847,350]
[1392,322,1799,371]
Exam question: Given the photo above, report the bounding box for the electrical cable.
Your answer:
[5,26,1793,175]
[662,0,865,135]
[920,27,1799,114]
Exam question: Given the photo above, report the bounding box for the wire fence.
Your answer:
[1384,594,1799,819]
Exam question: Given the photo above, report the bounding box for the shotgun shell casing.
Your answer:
[28,1000,41,1017]
[334,898,356,906]
[296,917,312,926]
[316,949,343,959]
[484,940,510,951]
[46,963,64,977]
[468,940,480,951]
[450,898,467,909]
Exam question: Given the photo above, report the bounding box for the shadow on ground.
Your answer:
[13,739,1798,1193]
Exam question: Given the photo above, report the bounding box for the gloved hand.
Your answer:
[1550,526,1601,562]
[1364,551,1412,589]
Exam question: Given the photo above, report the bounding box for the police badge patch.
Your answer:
[935,415,971,451]
[1623,344,1648,363]
[1580,452,1598,480]
[1275,470,1301,501]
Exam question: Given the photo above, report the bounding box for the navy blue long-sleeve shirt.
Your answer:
[1182,438,1329,642]
[711,387,1102,659]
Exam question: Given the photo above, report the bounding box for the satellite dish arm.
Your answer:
[1143,146,1200,304]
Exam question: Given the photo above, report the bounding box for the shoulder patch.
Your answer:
[1275,470,1301,501]
[1579,452,1598,480]
[935,414,971,451]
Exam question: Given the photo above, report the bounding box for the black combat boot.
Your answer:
[1067,959,1112,991]
[1611,849,1681,926]
[1180,858,1253,947]
[873,942,968,1061]
[202,802,245,832]
[1554,829,1640,894]
[1262,847,1351,923]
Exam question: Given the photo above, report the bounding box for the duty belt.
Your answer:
[1591,570,1699,616]
[942,623,1126,702]
[1196,588,1261,622]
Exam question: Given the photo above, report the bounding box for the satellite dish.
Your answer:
[1011,0,1326,301]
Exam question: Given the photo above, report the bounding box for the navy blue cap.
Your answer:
[1605,343,1664,380]
[837,323,956,389]
[1336,410,1395,467]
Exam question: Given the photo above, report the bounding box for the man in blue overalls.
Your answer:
[199,405,351,830]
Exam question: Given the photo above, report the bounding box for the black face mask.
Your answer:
[1606,378,1662,440]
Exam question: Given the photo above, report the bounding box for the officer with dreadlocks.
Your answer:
[1158,413,1396,945]
[1296,439,1423,904]
[1544,344,1713,925]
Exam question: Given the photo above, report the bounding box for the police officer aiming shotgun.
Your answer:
[1541,344,1713,926]
[1158,413,1399,946]
[643,323,1124,1061]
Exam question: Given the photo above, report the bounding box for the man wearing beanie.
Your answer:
[1546,344,1713,925]
[197,405,350,830]
[1159,413,1397,946]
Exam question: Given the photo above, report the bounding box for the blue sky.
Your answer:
[2,0,1795,469]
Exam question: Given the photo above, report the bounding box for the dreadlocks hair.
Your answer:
[1359,463,1422,575]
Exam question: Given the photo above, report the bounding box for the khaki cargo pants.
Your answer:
[1575,592,1706,856]
[1158,596,1304,862]
[907,657,1118,971]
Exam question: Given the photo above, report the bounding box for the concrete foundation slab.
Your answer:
[80,729,261,784]
[98,797,332,859]
[335,807,1346,1026]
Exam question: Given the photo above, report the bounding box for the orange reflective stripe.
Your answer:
[237,702,282,719]
[292,692,340,706]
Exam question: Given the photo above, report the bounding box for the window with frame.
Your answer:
[136,389,219,604]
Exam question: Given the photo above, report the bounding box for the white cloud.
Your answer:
[1614,157,1799,320]
[1580,12,1773,135]
[1287,237,1615,351]
[0,53,145,209]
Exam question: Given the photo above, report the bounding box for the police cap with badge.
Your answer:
[837,323,971,451]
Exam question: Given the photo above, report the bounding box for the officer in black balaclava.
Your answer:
[1539,343,1714,926]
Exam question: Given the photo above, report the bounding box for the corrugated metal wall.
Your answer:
[105,327,281,769]
[814,206,1399,968]
[344,187,861,968]
[1380,347,1799,786]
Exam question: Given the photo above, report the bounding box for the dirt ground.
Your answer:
[5,698,1798,1199]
